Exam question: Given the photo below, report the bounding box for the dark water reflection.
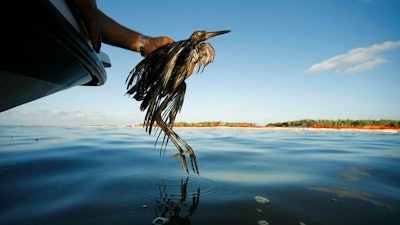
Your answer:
[151,177,200,225]
[0,126,399,225]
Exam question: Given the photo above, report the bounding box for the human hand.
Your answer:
[144,36,174,55]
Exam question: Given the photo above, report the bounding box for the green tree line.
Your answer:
[173,121,257,127]
[140,120,400,128]
[266,119,400,127]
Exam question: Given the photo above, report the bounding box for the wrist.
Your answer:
[139,34,148,56]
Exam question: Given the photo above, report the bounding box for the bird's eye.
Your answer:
[197,32,202,36]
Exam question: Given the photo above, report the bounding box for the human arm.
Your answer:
[97,10,174,55]
[67,0,174,55]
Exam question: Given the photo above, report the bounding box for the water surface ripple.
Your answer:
[0,126,399,225]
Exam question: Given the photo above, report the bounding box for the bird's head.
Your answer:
[189,30,231,44]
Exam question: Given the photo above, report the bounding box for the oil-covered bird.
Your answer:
[126,30,230,174]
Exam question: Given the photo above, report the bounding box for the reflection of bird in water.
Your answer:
[153,177,200,225]
[126,30,230,174]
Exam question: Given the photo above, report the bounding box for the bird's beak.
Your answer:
[205,30,231,40]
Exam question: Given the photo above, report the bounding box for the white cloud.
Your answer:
[305,40,400,74]
[343,56,386,74]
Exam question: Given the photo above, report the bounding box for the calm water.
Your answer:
[0,126,399,225]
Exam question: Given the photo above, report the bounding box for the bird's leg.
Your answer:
[155,116,199,174]
[155,116,189,173]
[166,127,198,174]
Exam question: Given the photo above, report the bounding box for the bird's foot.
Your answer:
[171,151,198,174]
[171,152,185,158]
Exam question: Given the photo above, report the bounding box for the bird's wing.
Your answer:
[126,40,190,100]
[163,82,186,127]
[126,40,190,134]
[143,73,187,135]
[126,44,173,101]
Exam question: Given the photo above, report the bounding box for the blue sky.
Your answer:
[1,0,399,126]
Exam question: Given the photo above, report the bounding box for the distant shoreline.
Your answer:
[124,125,400,133]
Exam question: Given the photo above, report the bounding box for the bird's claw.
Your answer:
[171,151,198,174]
[171,152,184,159]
